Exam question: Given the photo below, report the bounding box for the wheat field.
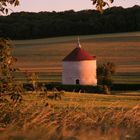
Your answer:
[12,32,140,83]
[0,92,140,140]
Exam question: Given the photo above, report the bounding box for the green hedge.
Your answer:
[23,83,103,93]
[46,83,140,92]
[111,84,140,91]
[23,83,140,93]
[46,84,102,93]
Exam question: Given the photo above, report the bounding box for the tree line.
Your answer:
[0,5,140,40]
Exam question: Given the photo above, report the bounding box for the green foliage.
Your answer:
[45,84,105,93]
[0,38,15,93]
[0,0,113,14]
[1,0,114,14]
[0,0,20,14]
[23,83,140,93]
[111,83,140,91]
[97,62,115,90]
[91,0,114,13]
[0,38,23,103]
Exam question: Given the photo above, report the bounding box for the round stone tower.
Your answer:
[62,38,97,85]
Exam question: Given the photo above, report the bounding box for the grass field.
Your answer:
[21,91,140,108]
[0,92,140,140]
[12,32,140,83]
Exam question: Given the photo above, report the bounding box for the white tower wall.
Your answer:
[62,60,97,85]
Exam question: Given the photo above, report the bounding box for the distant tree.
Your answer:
[97,62,115,93]
[0,6,140,39]
[0,0,20,14]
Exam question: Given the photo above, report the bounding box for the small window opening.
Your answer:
[76,79,80,85]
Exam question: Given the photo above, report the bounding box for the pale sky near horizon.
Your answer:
[11,0,140,13]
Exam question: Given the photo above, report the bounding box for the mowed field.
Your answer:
[13,32,140,83]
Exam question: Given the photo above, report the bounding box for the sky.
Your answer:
[11,0,140,13]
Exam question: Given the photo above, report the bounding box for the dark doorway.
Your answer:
[76,79,80,85]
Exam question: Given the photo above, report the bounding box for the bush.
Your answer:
[111,84,140,91]
[23,83,101,93]
[23,83,140,93]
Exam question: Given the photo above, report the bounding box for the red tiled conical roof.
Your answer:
[63,47,96,61]
[63,38,96,61]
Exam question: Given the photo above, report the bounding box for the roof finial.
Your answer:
[77,36,81,48]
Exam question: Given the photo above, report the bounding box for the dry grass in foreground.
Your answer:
[0,92,140,140]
